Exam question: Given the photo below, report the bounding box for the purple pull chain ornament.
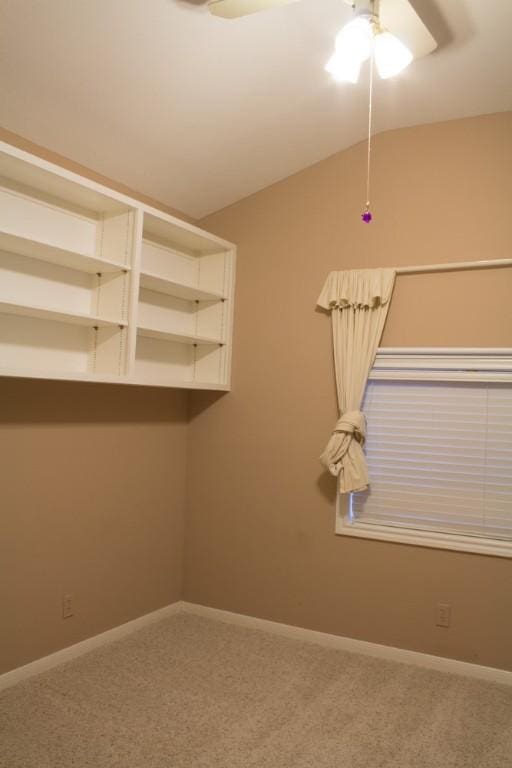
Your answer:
[361,206,372,223]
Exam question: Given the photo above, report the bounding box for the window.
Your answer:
[337,349,512,557]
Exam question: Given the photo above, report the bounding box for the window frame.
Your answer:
[336,348,512,558]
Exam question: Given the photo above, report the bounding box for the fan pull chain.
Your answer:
[362,53,374,223]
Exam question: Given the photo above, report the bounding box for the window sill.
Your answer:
[336,499,512,558]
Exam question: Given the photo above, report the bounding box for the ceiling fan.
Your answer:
[205,0,437,80]
[199,0,438,224]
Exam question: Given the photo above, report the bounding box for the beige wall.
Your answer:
[186,112,512,670]
[0,131,191,675]
[0,379,188,674]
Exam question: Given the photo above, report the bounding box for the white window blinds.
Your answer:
[351,380,512,542]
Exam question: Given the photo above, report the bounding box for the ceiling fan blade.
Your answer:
[379,0,437,59]
[207,0,299,19]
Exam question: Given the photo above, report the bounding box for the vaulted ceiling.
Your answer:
[1,0,511,217]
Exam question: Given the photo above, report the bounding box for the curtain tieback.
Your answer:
[332,410,366,444]
[320,410,367,477]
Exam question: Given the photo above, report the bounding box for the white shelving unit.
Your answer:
[0,142,236,390]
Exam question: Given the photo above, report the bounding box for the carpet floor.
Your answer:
[1,612,511,767]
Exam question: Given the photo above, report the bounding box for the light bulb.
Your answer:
[374,31,413,78]
[325,51,362,84]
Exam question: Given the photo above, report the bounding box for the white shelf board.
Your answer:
[129,375,230,390]
[139,271,224,302]
[0,230,130,274]
[0,367,126,384]
[0,367,230,392]
[137,325,223,346]
[143,212,233,256]
[0,300,124,328]
[0,366,230,390]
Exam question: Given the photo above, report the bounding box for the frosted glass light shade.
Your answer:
[374,31,413,78]
[335,16,373,63]
[325,51,362,84]
[325,15,372,83]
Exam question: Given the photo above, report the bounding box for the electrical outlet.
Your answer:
[62,593,74,619]
[436,602,451,628]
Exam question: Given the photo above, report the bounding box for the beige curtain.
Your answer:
[317,268,396,494]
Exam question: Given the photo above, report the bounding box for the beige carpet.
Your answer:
[1,612,511,768]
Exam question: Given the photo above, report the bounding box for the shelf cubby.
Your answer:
[133,335,226,387]
[0,180,135,272]
[0,314,126,378]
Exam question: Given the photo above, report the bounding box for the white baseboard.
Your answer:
[2,599,510,692]
[0,601,184,692]
[182,602,512,686]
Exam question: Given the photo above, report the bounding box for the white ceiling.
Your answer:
[1,0,511,218]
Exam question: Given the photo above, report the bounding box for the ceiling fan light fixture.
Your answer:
[373,30,413,79]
